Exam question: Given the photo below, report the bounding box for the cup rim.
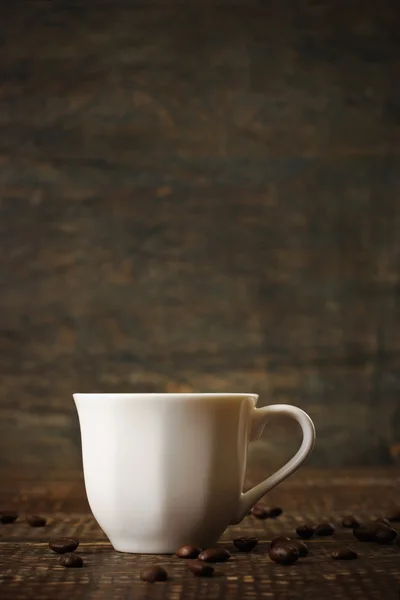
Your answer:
[73,392,259,400]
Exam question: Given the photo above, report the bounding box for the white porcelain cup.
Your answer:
[74,393,315,554]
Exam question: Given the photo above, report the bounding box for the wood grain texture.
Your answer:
[0,469,400,600]
[0,0,400,468]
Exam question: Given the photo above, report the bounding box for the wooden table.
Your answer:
[1,469,399,599]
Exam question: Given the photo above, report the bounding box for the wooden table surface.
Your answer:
[1,468,399,600]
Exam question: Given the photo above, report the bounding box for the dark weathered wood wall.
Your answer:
[1,0,399,469]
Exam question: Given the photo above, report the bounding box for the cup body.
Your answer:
[74,393,257,553]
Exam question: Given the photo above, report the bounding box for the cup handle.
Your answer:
[231,404,316,524]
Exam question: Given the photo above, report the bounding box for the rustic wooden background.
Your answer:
[0,0,399,470]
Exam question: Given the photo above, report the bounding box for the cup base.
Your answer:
[112,541,172,554]
[111,537,218,555]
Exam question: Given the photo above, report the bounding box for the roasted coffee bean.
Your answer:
[374,524,397,544]
[290,540,309,558]
[296,525,315,540]
[26,515,46,527]
[341,516,361,529]
[268,545,299,566]
[331,548,358,560]
[187,560,214,577]
[49,538,80,554]
[0,511,18,524]
[250,504,282,519]
[175,545,201,559]
[233,536,258,552]
[315,523,335,536]
[270,536,291,549]
[271,538,308,558]
[386,509,400,523]
[374,517,391,527]
[140,566,168,583]
[59,553,83,568]
[353,526,376,542]
[250,504,269,519]
[352,522,396,544]
[198,547,231,563]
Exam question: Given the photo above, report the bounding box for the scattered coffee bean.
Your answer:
[233,536,258,552]
[140,566,168,583]
[374,517,391,527]
[49,538,80,554]
[331,548,358,560]
[291,540,309,558]
[175,545,201,559]
[268,544,299,566]
[270,536,291,549]
[250,504,269,519]
[353,526,376,542]
[267,507,283,518]
[352,522,396,544]
[0,511,18,524]
[26,515,46,527]
[198,547,231,563]
[374,524,397,544]
[250,504,282,519]
[59,553,83,568]
[187,560,214,577]
[386,509,400,523]
[315,523,335,536]
[296,525,315,540]
[271,538,308,558]
[341,516,361,529]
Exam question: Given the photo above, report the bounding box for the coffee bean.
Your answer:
[59,553,83,568]
[331,548,358,560]
[140,566,168,583]
[26,515,46,527]
[270,536,291,549]
[198,547,231,563]
[268,545,299,566]
[187,560,214,577]
[291,540,309,558]
[374,524,397,544]
[267,507,283,518]
[271,538,308,558]
[233,536,258,552]
[341,516,361,529]
[315,523,335,536]
[0,511,18,524]
[374,517,391,527]
[353,526,376,542]
[175,545,201,559]
[49,538,80,554]
[296,525,315,540]
[352,522,397,544]
[250,504,269,519]
[386,509,400,523]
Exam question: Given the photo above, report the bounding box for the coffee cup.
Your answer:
[74,393,315,553]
